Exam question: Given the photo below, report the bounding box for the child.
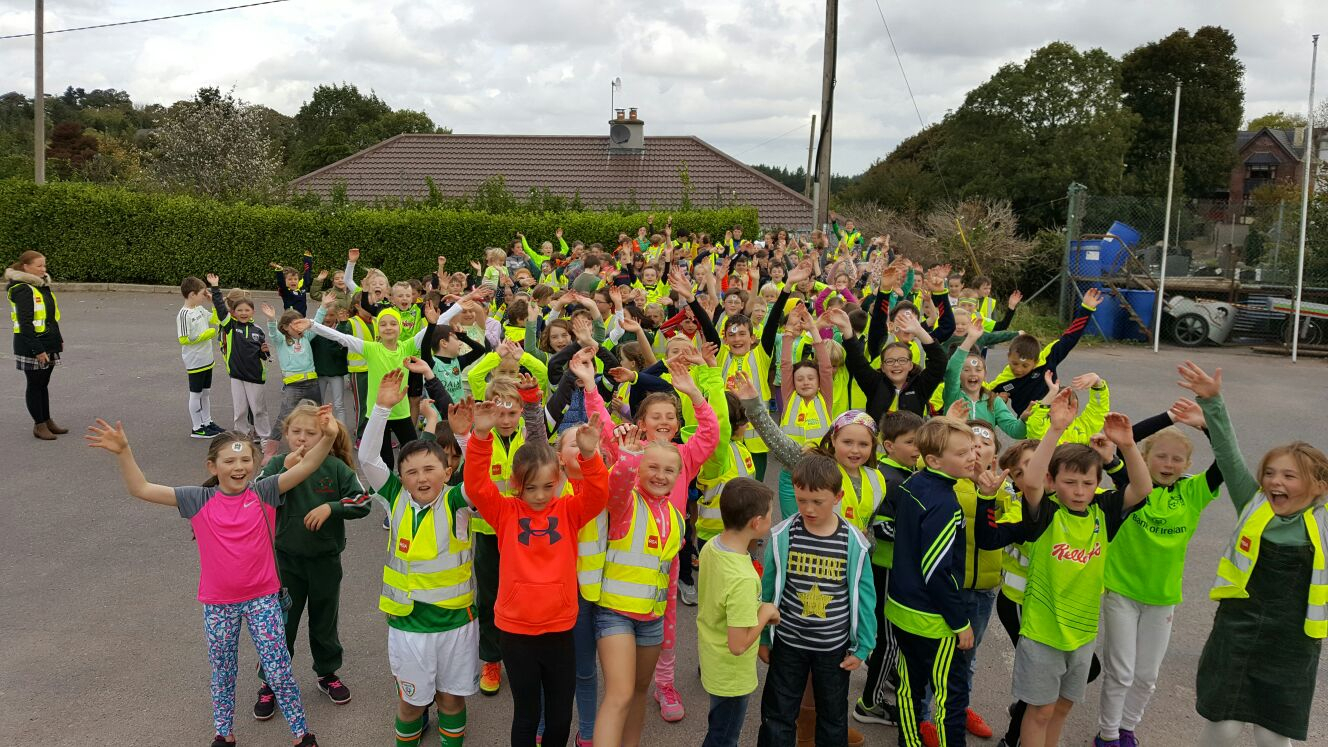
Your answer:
[179,276,222,438]
[483,247,509,291]
[1024,370,1110,445]
[1182,361,1328,747]
[271,252,314,315]
[942,323,1027,439]
[888,416,995,747]
[311,295,351,432]
[988,287,1102,415]
[1014,391,1151,747]
[756,453,876,747]
[698,477,780,747]
[263,303,322,437]
[464,395,609,747]
[843,307,947,422]
[1096,394,1225,747]
[253,402,371,719]
[86,412,336,747]
[695,393,756,546]
[358,370,476,747]
[855,409,923,728]
[310,268,351,307]
[207,274,273,448]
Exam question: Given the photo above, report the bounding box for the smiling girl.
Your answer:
[1183,361,1328,747]
[87,411,338,747]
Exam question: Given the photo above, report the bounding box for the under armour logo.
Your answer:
[517,517,562,546]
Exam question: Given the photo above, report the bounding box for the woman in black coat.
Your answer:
[7,250,65,440]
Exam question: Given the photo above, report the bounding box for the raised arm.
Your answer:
[310,320,366,354]
[1183,363,1257,510]
[358,372,407,492]
[276,406,338,493]
[1024,388,1076,510]
[85,420,177,506]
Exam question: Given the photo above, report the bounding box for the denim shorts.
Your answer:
[594,605,665,646]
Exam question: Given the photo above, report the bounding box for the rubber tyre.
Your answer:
[1170,313,1210,347]
[1282,317,1326,346]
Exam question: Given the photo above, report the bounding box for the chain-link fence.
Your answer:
[1062,188,1328,347]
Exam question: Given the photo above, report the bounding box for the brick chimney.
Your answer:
[608,108,645,154]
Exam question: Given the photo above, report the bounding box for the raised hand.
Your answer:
[447,398,475,434]
[700,341,719,368]
[607,367,634,384]
[571,315,594,344]
[85,418,130,454]
[260,302,277,319]
[289,318,311,336]
[1169,397,1207,429]
[403,356,431,376]
[348,247,360,263]
[423,299,441,325]
[1042,369,1061,399]
[619,314,642,335]
[669,267,695,301]
[321,291,337,310]
[667,355,701,397]
[974,466,1010,497]
[421,397,440,432]
[1089,433,1117,464]
[569,344,599,384]
[377,369,407,408]
[206,273,220,287]
[1102,412,1135,447]
[472,400,502,434]
[498,339,523,363]
[946,399,971,421]
[1177,360,1221,399]
[1048,388,1077,431]
[517,372,539,391]
[1008,289,1023,309]
[283,445,307,470]
[614,423,642,452]
[728,370,759,400]
[1070,372,1101,391]
[1082,287,1104,310]
[577,413,604,457]
[316,269,329,282]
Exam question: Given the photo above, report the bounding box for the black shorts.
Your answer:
[407,370,424,397]
[187,368,213,393]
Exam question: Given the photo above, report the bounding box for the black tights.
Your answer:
[24,368,52,423]
[380,417,418,470]
[501,629,575,747]
[996,593,1100,745]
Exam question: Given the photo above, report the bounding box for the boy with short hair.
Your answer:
[887,416,989,747]
[178,276,221,438]
[855,409,924,727]
[1014,390,1152,747]
[757,453,877,747]
[988,287,1102,414]
[698,477,781,747]
[272,251,314,315]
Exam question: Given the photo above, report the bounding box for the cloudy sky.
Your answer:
[1,0,1325,174]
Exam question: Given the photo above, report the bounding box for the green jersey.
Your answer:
[364,338,420,421]
[1021,490,1132,651]
[376,474,476,634]
[1104,472,1220,606]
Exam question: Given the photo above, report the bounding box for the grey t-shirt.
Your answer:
[777,515,851,653]
[174,476,283,519]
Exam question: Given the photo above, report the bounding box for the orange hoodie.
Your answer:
[464,434,609,635]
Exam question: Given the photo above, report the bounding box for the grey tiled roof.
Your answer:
[290,134,814,229]
[1236,128,1308,160]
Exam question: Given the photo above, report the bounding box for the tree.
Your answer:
[1121,26,1245,197]
[936,42,1139,229]
[838,123,949,213]
[46,121,99,177]
[148,87,282,200]
[1247,111,1307,130]
[289,83,447,174]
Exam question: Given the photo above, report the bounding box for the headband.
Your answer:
[376,307,403,325]
[832,410,877,435]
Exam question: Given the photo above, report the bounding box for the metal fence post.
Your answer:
[1060,183,1087,323]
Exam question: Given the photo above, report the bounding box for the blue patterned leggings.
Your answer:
[203,594,308,738]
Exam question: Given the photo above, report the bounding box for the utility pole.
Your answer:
[1152,83,1181,353]
[1291,34,1319,363]
[804,113,816,198]
[1059,183,1088,323]
[813,0,837,231]
[34,0,44,184]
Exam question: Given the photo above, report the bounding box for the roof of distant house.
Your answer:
[290,133,814,229]
[1235,127,1320,161]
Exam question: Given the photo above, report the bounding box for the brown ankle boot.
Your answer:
[796,705,816,746]
[45,419,68,434]
[848,725,866,746]
[33,422,56,440]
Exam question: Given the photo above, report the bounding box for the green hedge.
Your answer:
[0,180,760,287]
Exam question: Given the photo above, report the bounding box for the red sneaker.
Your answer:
[919,721,940,747]
[480,661,502,695]
[965,707,993,738]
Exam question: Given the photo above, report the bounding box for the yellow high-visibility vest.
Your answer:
[346,315,372,373]
[838,464,884,532]
[720,347,770,453]
[598,491,683,617]
[578,511,609,602]
[9,282,60,333]
[780,393,830,446]
[472,431,525,535]
[379,490,474,616]
[696,443,755,540]
[1211,494,1328,638]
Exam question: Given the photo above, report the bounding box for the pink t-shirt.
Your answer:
[174,476,283,605]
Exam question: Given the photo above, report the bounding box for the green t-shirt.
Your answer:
[1104,473,1219,606]
[364,338,420,421]
[1021,491,1130,651]
[377,474,476,634]
[697,538,762,697]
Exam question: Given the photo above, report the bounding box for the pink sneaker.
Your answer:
[576,737,592,747]
[654,683,685,722]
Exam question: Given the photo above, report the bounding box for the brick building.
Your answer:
[1229,126,1327,203]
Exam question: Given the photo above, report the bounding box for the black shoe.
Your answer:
[383,514,391,530]
[317,674,352,704]
[191,427,212,439]
[210,736,232,747]
[204,422,225,436]
[295,735,319,747]
[252,684,276,720]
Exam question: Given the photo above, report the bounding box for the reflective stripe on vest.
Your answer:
[838,465,884,532]
[9,282,60,334]
[379,491,474,616]
[696,443,755,538]
[1210,494,1328,638]
[473,432,525,535]
[599,492,683,617]
[578,511,609,602]
[780,394,830,444]
[722,349,768,451]
[283,371,318,385]
[346,315,371,372]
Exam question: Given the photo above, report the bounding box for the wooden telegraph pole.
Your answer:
[812,0,837,230]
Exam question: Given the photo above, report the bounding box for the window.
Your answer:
[1245,164,1277,180]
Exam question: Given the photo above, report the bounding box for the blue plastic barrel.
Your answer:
[1106,221,1141,249]
[1115,289,1157,342]
[1086,287,1121,338]
[1100,221,1141,273]
[1071,240,1105,276]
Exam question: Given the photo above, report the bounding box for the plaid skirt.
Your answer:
[15,351,60,371]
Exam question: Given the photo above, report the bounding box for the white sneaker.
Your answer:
[678,579,698,606]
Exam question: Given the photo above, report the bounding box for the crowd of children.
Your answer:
[70,223,1328,747]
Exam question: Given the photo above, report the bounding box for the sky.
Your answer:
[1,0,1326,175]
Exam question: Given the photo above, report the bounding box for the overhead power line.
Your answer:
[0,0,294,40]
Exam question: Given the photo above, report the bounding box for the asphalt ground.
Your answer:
[1,289,1325,746]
